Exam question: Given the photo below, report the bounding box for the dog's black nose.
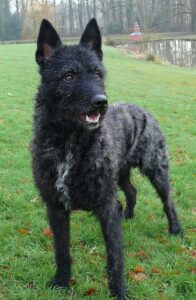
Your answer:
[92,94,108,109]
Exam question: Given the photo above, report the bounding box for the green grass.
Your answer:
[0,44,195,300]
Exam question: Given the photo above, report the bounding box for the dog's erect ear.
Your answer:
[36,19,62,65]
[80,18,102,60]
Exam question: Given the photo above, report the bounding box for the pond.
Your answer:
[146,40,196,67]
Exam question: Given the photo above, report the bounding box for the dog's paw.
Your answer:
[169,224,184,237]
[48,277,69,289]
[110,292,128,300]
[124,209,134,220]
[110,288,128,300]
[117,294,128,300]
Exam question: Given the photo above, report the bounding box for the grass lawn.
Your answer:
[0,44,195,300]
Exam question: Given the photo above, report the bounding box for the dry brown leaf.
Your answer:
[128,250,147,259]
[83,288,96,296]
[133,266,144,273]
[128,271,148,281]
[151,268,161,274]
[69,278,77,285]
[18,228,29,234]
[43,226,53,238]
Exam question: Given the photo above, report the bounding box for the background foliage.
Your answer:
[0,0,196,41]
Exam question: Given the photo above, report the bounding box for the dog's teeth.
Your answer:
[86,115,90,122]
[86,114,100,123]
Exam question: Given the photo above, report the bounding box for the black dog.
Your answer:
[32,18,183,300]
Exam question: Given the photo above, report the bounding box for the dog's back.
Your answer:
[103,103,168,175]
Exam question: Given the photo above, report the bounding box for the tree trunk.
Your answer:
[118,0,123,33]
[78,0,83,32]
[93,0,96,18]
[68,0,74,34]
[191,0,196,31]
[125,0,133,31]
[86,0,90,20]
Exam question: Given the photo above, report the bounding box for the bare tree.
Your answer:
[68,0,74,34]
[3,0,196,40]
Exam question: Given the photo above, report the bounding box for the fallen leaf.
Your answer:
[191,250,196,257]
[43,226,53,238]
[69,278,77,285]
[83,288,96,296]
[18,228,29,234]
[133,266,144,273]
[128,271,148,281]
[127,250,147,259]
[151,268,161,274]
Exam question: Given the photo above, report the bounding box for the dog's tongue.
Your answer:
[86,112,100,123]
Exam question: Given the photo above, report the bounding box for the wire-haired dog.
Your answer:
[32,18,183,300]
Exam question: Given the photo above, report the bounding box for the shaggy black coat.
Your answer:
[32,18,183,300]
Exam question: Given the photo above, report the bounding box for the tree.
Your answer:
[68,0,74,34]
[0,0,22,40]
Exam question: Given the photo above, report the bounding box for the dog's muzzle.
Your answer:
[76,94,108,128]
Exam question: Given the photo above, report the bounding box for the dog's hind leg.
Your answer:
[47,204,71,288]
[97,203,127,300]
[119,170,137,219]
[146,166,183,236]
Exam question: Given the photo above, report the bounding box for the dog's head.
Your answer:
[36,18,107,130]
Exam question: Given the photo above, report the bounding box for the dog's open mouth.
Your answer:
[79,111,100,126]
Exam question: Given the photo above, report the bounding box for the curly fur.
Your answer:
[32,18,183,300]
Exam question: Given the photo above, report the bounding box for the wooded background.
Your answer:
[0,0,196,41]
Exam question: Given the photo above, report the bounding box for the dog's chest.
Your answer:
[54,144,114,211]
[55,151,74,210]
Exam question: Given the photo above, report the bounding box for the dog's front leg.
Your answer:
[98,203,127,300]
[47,204,71,288]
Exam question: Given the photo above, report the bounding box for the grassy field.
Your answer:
[0,43,195,300]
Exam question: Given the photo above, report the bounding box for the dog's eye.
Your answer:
[64,74,73,81]
[95,71,101,79]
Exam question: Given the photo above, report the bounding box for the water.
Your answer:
[146,40,196,67]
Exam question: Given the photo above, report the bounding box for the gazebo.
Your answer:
[130,21,144,42]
